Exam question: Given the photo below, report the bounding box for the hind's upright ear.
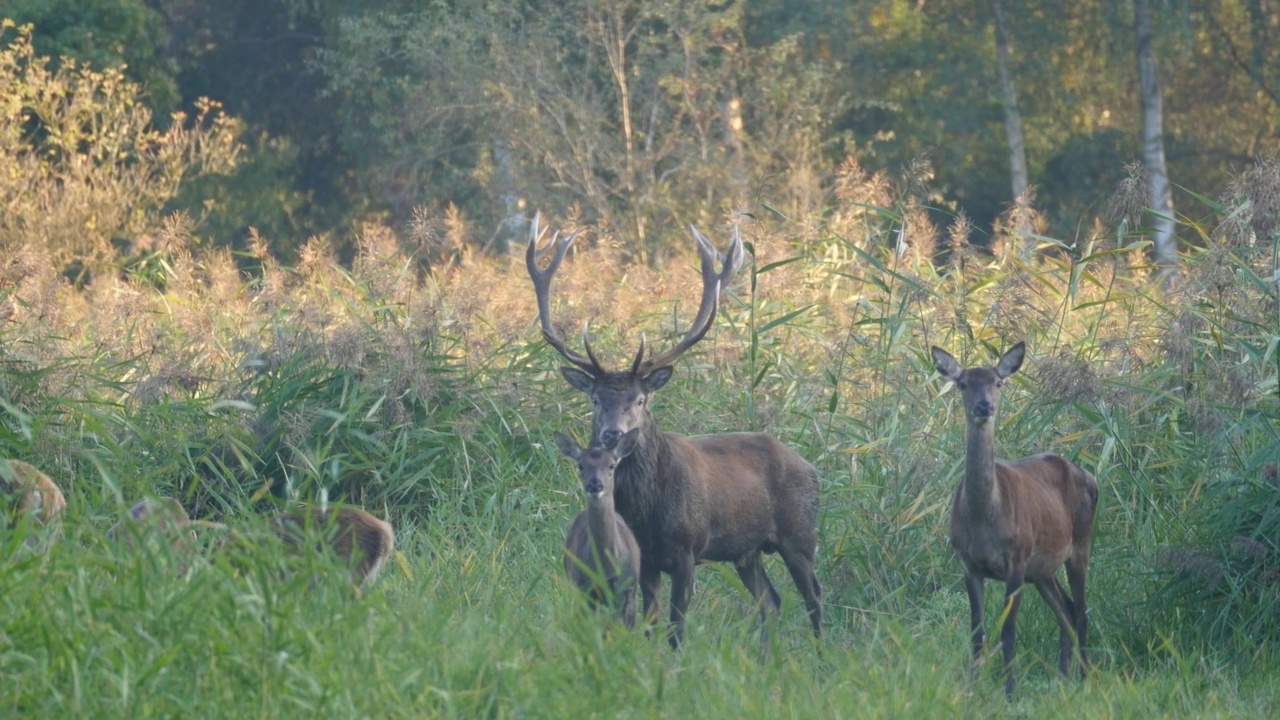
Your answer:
[553,432,582,461]
[996,342,1026,379]
[931,346,963,382]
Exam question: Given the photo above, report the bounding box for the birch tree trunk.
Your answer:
[994,0,1032,256]
[1134,0,1178,274]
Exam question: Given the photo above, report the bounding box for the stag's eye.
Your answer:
[996,380,1004,388]
[609,463,617,470]
[636,396,646,407]
[591,396,599,407]
[957,381,967,390]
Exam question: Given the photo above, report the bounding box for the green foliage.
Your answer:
[3,0,177,111]
[315,0,848,258]
[0,21,240,279]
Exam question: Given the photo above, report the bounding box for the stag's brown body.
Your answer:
[933,342,1098,696]
[270,506,396,587]
[558,430,642,627]
[614,426,822,643]
[2,459,66,550]
[528,215,822,646]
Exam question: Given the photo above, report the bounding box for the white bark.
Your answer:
[1135,0,1178,272]
[994,0,1032,254]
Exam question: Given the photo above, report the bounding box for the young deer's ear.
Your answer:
[552,432,581,461]
[931,346,963,382]
[996,342,1026,379]
[561,367,595,394]
[613,428,641,459]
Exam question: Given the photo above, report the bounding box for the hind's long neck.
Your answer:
[962,419,1000,520]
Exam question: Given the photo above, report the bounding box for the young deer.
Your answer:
[556,429,642,628]
[1,459,67,551]
[931,342,1098,696]
[528,215,822,647]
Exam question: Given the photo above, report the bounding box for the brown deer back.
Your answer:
[270,506,396,586]
[1,459,66,523]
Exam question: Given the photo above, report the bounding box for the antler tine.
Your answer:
[581,321,607,372]
[524,217,601,375]
[642,224,742,372]
[630,333,647,374]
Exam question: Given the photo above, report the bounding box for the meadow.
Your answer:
[3,182,1280,718]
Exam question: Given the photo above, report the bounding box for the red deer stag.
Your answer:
[528,215,822,647]
[931,342,1098,696]
[556,429,642,628]
[1,459,67,551]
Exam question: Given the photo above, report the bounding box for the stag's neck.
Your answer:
[613,417,671,527]
[961,421,1001,518]
[585,494,622,551]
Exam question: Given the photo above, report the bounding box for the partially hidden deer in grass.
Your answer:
[528,214,823,647]
[1,458,67,551]
[109,498,395,588]
[268,505,396,588]
[931,342,1098,696]
[556,429,642,628]
[107,497,225,571]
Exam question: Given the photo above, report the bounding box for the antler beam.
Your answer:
[640,224,745,373]
[524,212,601,376]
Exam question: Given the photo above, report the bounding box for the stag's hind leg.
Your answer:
[735,552,782,619]
[777,542,823,638]
[735,552,782,646]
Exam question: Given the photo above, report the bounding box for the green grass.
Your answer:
[2,204,1280,716]
[3,508,1278,719]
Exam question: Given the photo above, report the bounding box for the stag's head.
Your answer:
[528,214,744,446]
[931,342,1025,424]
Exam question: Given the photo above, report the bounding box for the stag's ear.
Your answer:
[642,366,674,393]
[552,432,581,460]
[560,367,595,394]
[931,346,963,382]
[613,428,641,459]
[996,342,1026,379]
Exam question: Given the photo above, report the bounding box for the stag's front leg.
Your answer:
[667,551,696,649]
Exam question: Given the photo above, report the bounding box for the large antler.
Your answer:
[638,224,745,373]
[525,213,604,376]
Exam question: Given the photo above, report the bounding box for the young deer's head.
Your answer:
[528,214,743,446]
[554,429,640,499]
[931,342,1025,424]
